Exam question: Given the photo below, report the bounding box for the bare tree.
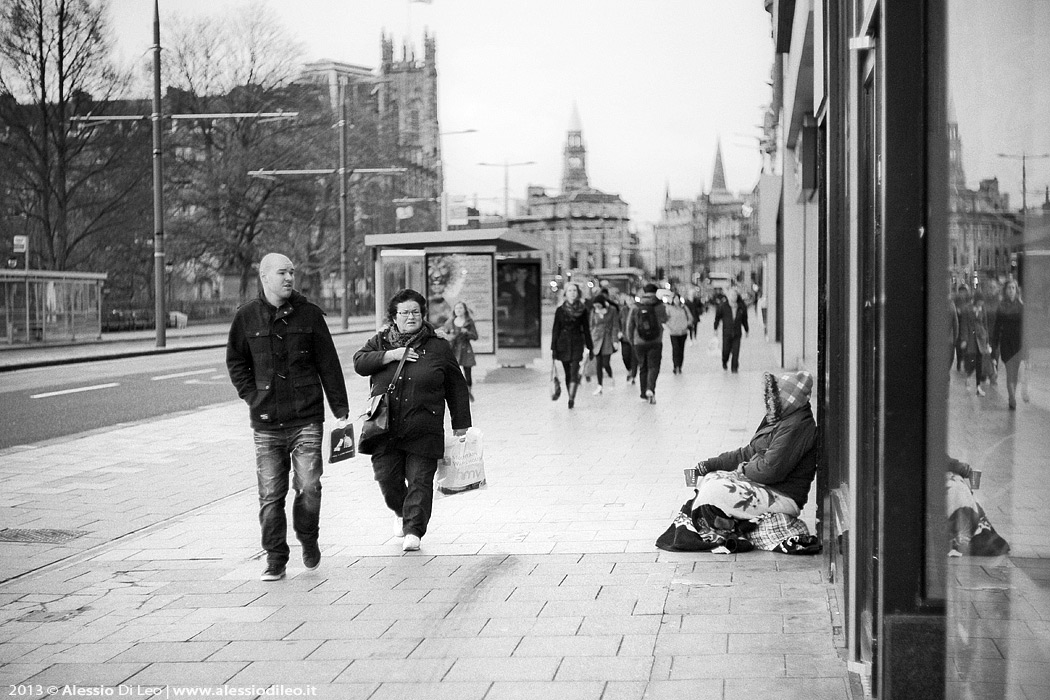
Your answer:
[160,2,334,298]
[0,0,150,274]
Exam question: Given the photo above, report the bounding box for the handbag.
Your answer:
[358,347,411,455]
[582,355,596,379]
[550,360,562,401]
[328,423,355,463]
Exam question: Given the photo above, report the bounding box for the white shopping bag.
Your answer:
[436,427,486,495]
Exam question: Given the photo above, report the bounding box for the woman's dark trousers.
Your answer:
[372,448,439,538]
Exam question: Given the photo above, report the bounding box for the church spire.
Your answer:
[710,138,729,194]
[562,103,589,193]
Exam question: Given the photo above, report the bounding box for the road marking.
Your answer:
[151,368,216,381]
[31,383,120,399]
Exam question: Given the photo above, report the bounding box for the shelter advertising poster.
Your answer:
[425,253,494,353]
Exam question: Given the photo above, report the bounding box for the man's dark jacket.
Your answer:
[353,323,471,459]
[226,290,349,431]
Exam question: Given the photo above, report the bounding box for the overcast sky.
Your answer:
[106,0,774,226]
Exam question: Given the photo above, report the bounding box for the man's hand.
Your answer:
[336,415,349,429]
[453,428,468,437]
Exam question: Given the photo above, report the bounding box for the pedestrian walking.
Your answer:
[441,301,478,402]
[992,279,1024,409]
[714,288,749,372]
[618,292,637,384]
[588,293,621,395]
[353,289,472,552]
[954,284,971,372]
[959,291,990,396]
[626,283,669,404]
[983,279,1001,381]
[686,293,704,343]
[665,293,694,374]
[551,282,593,409]
[226,252,350,582]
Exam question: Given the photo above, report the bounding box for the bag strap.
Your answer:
[386,347,411,393]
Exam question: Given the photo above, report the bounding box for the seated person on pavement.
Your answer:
[693,370,818,522]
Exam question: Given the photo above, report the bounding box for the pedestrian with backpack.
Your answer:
[626,283,669,404]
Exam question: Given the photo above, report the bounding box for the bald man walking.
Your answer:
[227,253,349,581]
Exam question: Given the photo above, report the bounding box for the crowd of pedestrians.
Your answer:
[950,277,1027,409]
[548,281,755,408]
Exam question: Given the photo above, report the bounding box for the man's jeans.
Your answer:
[254,423,323,566]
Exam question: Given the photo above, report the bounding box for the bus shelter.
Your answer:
[364,229,546,367]
[0,269,107,345]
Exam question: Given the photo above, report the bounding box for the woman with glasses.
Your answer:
[353,289,472,552]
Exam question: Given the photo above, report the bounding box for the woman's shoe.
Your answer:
[402,534,421,552]
[976,386,986,397]
[592,386,603,396]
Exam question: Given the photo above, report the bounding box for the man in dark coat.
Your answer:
[226,253,349,582]
[714,287,749,372]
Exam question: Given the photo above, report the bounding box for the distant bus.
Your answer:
[707,272,734,291]
[587,267,647,298]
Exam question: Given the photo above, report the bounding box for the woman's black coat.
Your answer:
[353,324,471,459]
[551,303,593,363]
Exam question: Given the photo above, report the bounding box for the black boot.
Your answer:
[567,382,578,409]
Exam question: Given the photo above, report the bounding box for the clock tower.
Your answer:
[561,103,590,193]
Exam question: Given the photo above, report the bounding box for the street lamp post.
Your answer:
[477,160,536,221]
[997,152,1050,213]
[151,0,165,347]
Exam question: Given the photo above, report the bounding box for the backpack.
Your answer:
[635,304,661,342]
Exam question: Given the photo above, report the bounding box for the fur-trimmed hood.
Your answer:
[764,371,813,422]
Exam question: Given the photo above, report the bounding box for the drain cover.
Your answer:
[0,528,88,544]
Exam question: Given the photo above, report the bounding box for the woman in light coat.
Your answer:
[665,294,694,375]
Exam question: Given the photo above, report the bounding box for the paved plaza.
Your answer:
[0,319,861,699]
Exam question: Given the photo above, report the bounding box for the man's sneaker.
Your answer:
[402,534,421,552]
[260,563,286,581]
[394,518,405,538]
[976,385,986,397]
[302,542,321,571]
[592,386,603,396]
[647,390,656,405]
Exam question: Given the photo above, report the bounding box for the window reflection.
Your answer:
[942,1,1050,697]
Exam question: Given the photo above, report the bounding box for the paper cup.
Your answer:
[683,468,699,487]
[970,469,981,490]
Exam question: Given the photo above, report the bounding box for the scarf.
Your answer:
[561,300,587,321]
[386,323,429,349]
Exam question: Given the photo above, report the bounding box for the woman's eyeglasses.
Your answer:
[396,310,422,317]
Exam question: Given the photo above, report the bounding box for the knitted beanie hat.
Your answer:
[764,370,814,421]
